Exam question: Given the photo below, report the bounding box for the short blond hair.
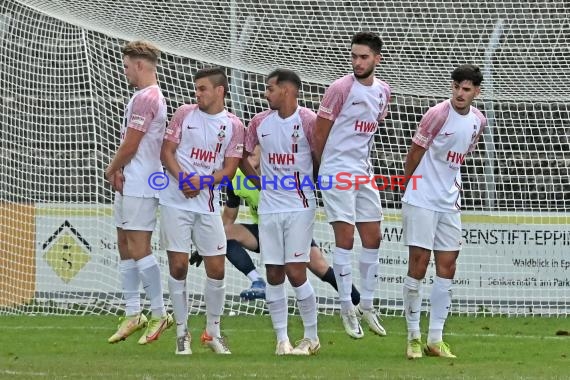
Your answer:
[121,40,160,64]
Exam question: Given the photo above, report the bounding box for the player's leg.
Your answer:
[308,241,360,305]
[321,181,363,338]
[108,194,147,343]
[167,249,191,355]
[224,223,266,300]
[354,221,386,336]
[225,222,260,251]
[401,203,436,359]
[284,210,320,356]
[225,224,259,278]
[195,214,231,354]
[121,196,171,345]
[259,213,292,355]
[331,221,363,338]
[354,184,386,336]
[161,205,193,354]
[424,211,461,358]
[404,246,430,358]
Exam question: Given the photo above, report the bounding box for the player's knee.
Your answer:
[169,262,188,280]
[436,262,456,279]
[363,237,381,249]
[203,256,225,280]
[361,231,381,249]
[335,235,354,250]
[286,271,308,288]
[266,266,286,285]
[224,224,237,240]
[407,258,429,280]
[407,267,427,280]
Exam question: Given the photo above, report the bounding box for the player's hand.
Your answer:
[104,167,114,182]
[105,169,124,194]
[114,171,125,195]
[189,250,203,267]
[180,172,200,198]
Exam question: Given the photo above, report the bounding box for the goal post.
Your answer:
[1,0,568,316]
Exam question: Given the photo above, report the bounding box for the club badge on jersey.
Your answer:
[217,125,226,141]
[471,124,477,142]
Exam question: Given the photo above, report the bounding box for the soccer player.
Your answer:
[313,31,391,339]
[401,64,486,359]
[160,67,245,355]
[241,69,320,356]
[105,41,172,345]
[190,147,361,305]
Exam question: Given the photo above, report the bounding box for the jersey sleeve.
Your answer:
[164,104,196,144]
[412,101,450,149]
[245,113,263,153]
[317,75,353,122]
[468,107,488,153]
[299,107,317,151]
[127,89,161,132]
[226,114,245,158]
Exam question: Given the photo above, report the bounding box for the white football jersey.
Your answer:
[245,106,317,214]
[120,85,167,198]
[402,99,487,212]
[317,74,391,178]
[159,104,245,214]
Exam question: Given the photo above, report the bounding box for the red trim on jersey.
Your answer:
[454,179,462,210]
[294,171,309,208]
[215,124,226,154]
[291,124,299,153]
[208,186,215,212]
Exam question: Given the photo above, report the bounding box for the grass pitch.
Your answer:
[0,314,568,379]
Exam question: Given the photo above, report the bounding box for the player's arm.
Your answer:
[313,80,345,168]
[211,157,241,185]
[312,116,334,169]
[404,105,445,188]
[161,105,198,198]
[105,129,146,179]
[106,93,157,179]
[403,143,426,187]
[239,150,261,189]
[222,186,240,226]
[160,139,184,179]
[240,117,261,189]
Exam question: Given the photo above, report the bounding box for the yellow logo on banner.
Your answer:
[42,221,91,283]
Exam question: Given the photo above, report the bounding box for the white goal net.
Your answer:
[1,0,568,316]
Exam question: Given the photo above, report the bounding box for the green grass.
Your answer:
[0,315,568,379]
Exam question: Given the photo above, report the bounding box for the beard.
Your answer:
[353,66,375,79]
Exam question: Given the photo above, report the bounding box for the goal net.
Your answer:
[1,0,568,316]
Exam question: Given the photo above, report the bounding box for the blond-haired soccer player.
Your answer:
[313,31,391,339]
[106,40,172,345]
[160,67,245,355]
[402,64,486,359]
[241,69,320,356]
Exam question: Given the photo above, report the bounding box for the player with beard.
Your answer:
[313,32,391,339]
